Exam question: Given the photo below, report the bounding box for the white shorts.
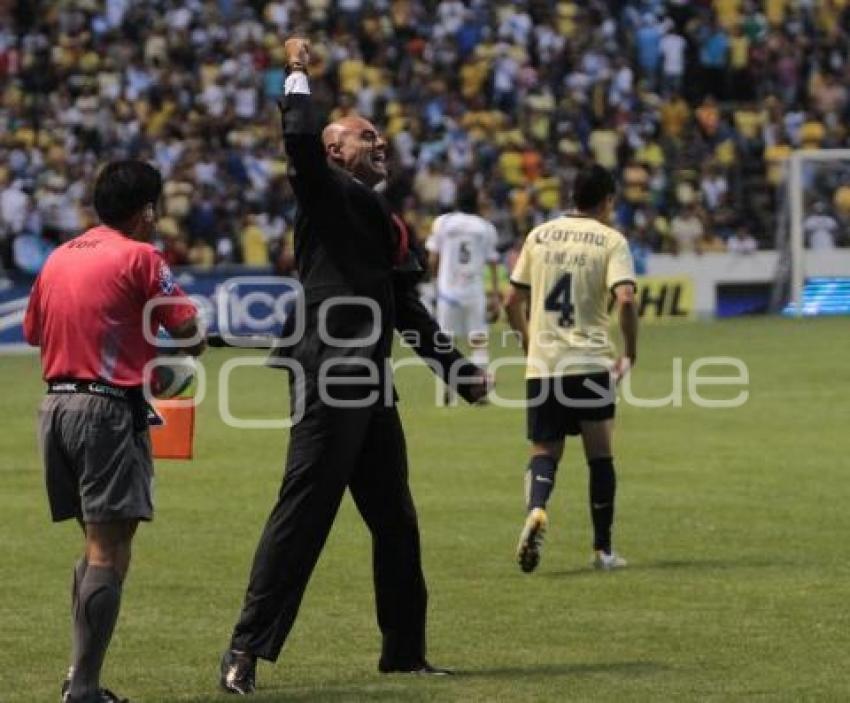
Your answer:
[437,292,487,341]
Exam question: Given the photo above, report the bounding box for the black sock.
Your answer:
[70,557,88,673]
[69,566,122,698]
[588,457,616,553]
[527,455,557,510]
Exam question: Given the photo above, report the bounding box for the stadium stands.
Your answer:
[1,0,849,276]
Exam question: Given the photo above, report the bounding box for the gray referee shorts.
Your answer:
[38,393,154,523]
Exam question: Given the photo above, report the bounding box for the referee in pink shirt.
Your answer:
[24,160,205,703]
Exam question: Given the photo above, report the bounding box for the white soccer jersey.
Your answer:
[426,212,499,301]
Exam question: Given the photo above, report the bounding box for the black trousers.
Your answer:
[230,376,427,667]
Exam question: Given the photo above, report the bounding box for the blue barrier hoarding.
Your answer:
[782,277,850,316]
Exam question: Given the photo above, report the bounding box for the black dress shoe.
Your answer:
[220,649,257,695]
[63,688,129,703]
[379,660,454,675]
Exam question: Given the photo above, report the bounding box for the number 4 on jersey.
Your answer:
[544,273,575,327]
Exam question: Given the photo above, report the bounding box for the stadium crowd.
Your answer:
[2,0,850,276]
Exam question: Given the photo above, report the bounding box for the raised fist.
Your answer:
[284,37,310,73]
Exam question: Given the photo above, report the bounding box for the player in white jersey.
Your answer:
[505,165,639,573]
[426,187,500,394]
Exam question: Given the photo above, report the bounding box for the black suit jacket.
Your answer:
[270,92,481,402]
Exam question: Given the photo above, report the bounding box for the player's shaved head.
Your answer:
[322,115,388,187]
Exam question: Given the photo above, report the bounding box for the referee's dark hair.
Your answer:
[572,164,616,212]
[93,160,163,227]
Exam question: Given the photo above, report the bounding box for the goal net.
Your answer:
[780,149,850,316]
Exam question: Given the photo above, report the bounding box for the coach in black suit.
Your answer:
[219,38,488,694]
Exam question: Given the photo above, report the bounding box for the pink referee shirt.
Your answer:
[23,225,197,387]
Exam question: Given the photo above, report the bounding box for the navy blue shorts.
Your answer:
[526,372,615,441]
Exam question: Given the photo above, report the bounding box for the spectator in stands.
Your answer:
[628,229,652,275]
[813,72,848,120]
[833,182,850,225]
[696,229,727,254]
[635,14,662,91]
[804,202,839,250]
[695,95,722,143]
[765,136,793,189]
[1,0,848,277]
[1,175,28,231]
[589,118,620,172]
[799,112,827,150]
[659,26,686,96]
[727,227,759,255]
[240,209,271,266]
[671,203,705,255]
[727,24,752,101]
[660,91,691,141]
[696,17,730,100]
[157,218,190,267]
[701,163,728,212]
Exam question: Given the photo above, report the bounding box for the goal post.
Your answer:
[787,149,850,317]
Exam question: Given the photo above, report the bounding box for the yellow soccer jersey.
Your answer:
[511,215,635,378]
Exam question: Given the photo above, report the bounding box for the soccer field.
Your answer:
[1,317,848,702]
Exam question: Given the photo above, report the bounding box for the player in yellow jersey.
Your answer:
[505,164,638,573]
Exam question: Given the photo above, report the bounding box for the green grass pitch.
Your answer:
[1,316,849,702]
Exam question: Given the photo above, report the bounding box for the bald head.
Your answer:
[322,115,388,187]
[321,123,347,150]
[322,116,376,150]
